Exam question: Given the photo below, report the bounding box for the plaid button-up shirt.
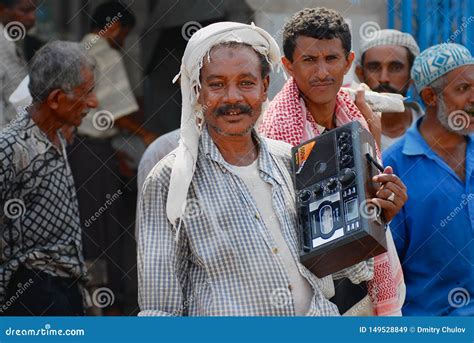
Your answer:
[0,114,87,304]
[138,127,373,316]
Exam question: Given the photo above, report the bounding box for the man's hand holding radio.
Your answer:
[371,166,408,222]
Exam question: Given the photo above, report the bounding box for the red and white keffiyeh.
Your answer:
[259,78,405,316]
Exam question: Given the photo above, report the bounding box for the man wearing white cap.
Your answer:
[137,22,376,316]
[356,29,423,150]
[384,43,474,315]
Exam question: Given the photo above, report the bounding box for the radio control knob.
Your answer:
[341,154,353,166]
[341,143,351,153]
[299,190,311,202]
[339,168,356,186]
[338,132,350,144]
[327,178,338,190]
[313,184,323,196]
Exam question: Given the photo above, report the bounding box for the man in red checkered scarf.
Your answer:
[260,7,407,316]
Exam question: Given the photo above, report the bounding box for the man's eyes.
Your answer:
[209,82,224,88]
[456,84,470,92]
[389,64,404,72]
[366,64,380,72]
[207,81,255,88]
[240,81,255,86]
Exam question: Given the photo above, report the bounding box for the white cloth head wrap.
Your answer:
[166,22,281,225]
[359,29,420,62]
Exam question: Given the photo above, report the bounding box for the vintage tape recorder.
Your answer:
[292,121,387,278]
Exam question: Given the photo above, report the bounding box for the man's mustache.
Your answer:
[309,78,335,86]
[465,106,474,117]
[373,84,401,94]
[214,104,252,116]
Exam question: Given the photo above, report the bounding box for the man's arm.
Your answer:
[137,174,190,316]
[332,259,374,283]
[115,115,158,146]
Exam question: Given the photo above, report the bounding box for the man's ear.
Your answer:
[344,51,355,75]
[262,75,270,98]
[420,87,438,107]
[281,56,295,79]
[46,89,63,110]
[355,65,365,83]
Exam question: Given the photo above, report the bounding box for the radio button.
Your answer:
[339,168,356,186]
[338,132,350,144]
[340,143,351,153]
[313,184,323,196]
[341,154,353,166]
[327,178,338,190]
[299,191,311,202]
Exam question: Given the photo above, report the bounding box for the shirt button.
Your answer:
[255,213,260,220]
[288,284,293,291]
[272,247,279,254]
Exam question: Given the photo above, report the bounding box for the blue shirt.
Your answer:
[383,117,474,316]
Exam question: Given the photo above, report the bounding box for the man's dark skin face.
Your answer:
[51,67,98,128]
[283,36,353,107]
[110,25,133,50]
[419,65,474,181]
[0,0,36,31]
[199,45,269,138]
[196,44,269,167]
[356,45,412,96]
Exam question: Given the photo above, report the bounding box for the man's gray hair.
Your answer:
[28,40,96,103]
[429,75,447,95]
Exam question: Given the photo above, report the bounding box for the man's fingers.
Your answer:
[373,173,407,191]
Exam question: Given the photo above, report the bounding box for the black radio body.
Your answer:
[292,121,387,278]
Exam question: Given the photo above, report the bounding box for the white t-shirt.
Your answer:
[381,102,424,151]
[78,34,139,139]
[230,159,313,315]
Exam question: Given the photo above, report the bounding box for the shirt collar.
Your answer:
[199,125,284,186]
[21,113,66,154]
[403,116,474,156]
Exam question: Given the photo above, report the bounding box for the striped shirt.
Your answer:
[138,126,373,316]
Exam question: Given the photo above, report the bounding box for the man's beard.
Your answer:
[211,123,255,137]
[436,96,474,136]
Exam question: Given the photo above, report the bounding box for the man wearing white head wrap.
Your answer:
[356,29,423,150]
[138,22,375,317]
[166,21,281,225]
